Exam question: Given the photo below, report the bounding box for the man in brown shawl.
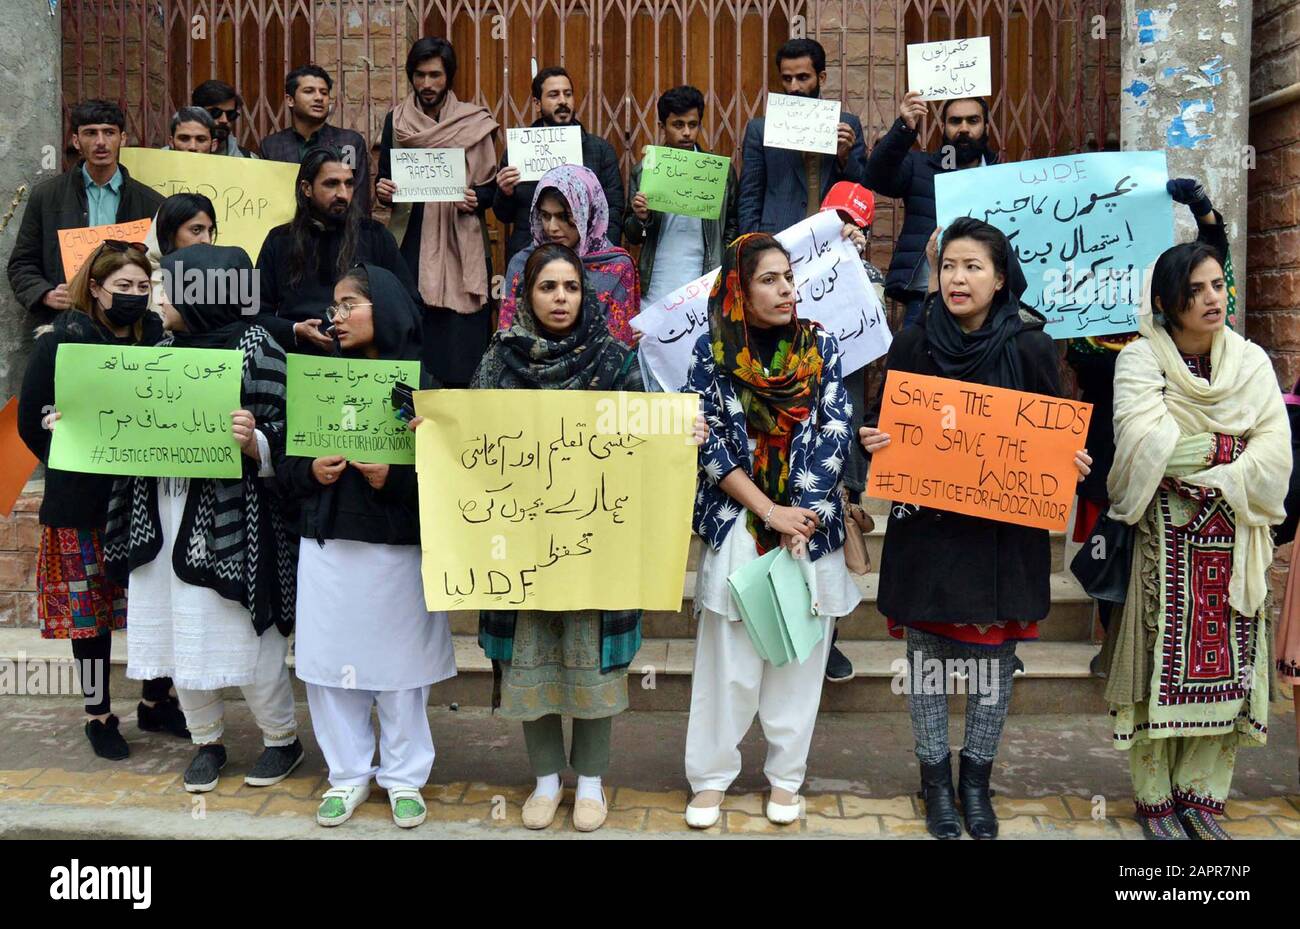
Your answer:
[376,36,500,386]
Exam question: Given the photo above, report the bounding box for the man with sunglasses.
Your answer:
[191,80,260,159]
[7,99,163,315]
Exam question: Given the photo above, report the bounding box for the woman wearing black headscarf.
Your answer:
[103,244,302,794]
[860,218,1091,840]
[282,263,456,831]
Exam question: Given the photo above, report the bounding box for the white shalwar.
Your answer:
[125,479,297,747]
[296,538,456,789]
[685,516,862,794]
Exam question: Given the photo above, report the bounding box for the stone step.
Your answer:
[0,629,1107,714]
[449,567,1098,643]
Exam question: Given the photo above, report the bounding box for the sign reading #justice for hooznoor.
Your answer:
[414,389,699,611]
[866,371,1092,532]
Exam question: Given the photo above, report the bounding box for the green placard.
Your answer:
[49,344,243,478]
[640,145,730,220]
[286,355,419,465]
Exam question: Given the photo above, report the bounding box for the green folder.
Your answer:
[726,548,825,667]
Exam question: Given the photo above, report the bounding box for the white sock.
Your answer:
[534,773,560,799]
[576,775,603,804]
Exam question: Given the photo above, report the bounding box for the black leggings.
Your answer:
[69,635,172,716]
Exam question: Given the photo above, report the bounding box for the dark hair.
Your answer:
[286,64,333,97]
[168,106,216,138]
[288,146,359,285]
[192,79,240,109]
[940,97,990,123]
[1150,242,1225,333]
[938,216,1010,277]
[522,243,585,325]
[406,37,457,85]
[736,234,792,296]
[532,66,572,102]
[657,85,705,124]
[338,264,371,300]
[155,193,219,256]
[70,99,126,133]
[776,38,826,74]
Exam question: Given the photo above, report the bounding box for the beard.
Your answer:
[948,135,988,164]
[787,82,821,99]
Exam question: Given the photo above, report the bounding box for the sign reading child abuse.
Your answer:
[286,356,420,465]
[414,389,699,611]
[391,148,467,202]
[49,344,243,479]
[866,371,1092,531]
[58,219,152,281]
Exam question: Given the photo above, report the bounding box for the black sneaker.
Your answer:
[825,644,854,682]
[184,744,228,793]
[244,739,305,787]
[137,696,191,739]
[85,715,130,761]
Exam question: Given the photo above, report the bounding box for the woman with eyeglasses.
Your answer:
[18,239,190,759]
[103,243,302,794]
[282,264,455,830]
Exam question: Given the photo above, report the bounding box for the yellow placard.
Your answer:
[119,147,300,260]
[414,389,700,612]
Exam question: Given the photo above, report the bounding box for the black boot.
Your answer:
[918,754,962,839]
[958,753,999,839]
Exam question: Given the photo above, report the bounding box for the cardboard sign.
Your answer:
[286,356,420,465]
[906,37,993,100]
[414,389,699,611]
[506,126,584,183]
[58,219,152,281]
[0,397,39,517]
[763,93,842,155]
[630,210,891,391]
[866,370,1092,531]
[391,148,467,203]
[49,344,243,478]
[639,146,730,220]
[119,147,299,260]
[934,151,1174,339]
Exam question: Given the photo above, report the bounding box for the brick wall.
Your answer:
[1245,0,1300,388]
[0,487,42,631]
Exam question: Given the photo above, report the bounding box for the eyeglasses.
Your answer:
[204,106,240,122]
[99,239,148,255]
[325,301,372,322]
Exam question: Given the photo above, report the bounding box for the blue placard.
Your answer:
[935,151,1175,339]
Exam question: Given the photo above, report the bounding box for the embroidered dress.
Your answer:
[36,527,125,640]
[497,611,629,721]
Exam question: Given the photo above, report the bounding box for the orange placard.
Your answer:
[866,370,1093,531]
[57,219,152,282]
[0,397,39,517]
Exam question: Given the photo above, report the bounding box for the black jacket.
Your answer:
[491,119,624,263]
[7,163,163,313]
[253,216,419,354]
[278,263,427,546]
[865,304,1061,625]
[18,310,164,529]
[865,118,1001,300]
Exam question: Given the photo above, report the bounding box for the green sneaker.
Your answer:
[316,784,370,827]
[388,786,427,828]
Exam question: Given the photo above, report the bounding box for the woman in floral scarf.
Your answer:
[682,232,860,829]
[496,164,639,346]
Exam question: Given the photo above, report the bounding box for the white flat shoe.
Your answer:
[387,785,427,829]
[685,798,723,829]
[766,795,804,825]
[316,784,370,827]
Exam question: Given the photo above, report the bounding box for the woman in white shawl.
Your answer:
[1105,241,1290,840]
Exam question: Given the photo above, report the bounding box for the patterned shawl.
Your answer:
[473,273,639,392]
[497,164,639,345]
[709,232,824,553]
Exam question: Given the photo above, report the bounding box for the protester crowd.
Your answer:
[8,35,1297,841]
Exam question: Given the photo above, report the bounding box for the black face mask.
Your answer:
[102,291,150,327]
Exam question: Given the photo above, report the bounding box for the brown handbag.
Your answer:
[840,488,875,575]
